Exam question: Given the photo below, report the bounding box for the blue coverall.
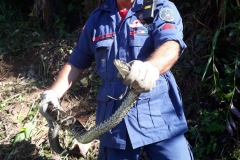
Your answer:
[69,0,193,159]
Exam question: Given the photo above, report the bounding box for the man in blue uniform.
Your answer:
[40,0,194,159]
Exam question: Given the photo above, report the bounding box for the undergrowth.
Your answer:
[0,1,43,57]
[173,0,240,159]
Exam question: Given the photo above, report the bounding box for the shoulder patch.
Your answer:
[159,7,174,22]
[161,23,176,30]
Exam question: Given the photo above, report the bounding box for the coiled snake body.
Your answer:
[47,59,139,154]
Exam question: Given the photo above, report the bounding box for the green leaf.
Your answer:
[10,29,20,37]
[224,64,233,74]
[202,29,221,81]
[201,54,210,59]
[68,3,73,12]
[194,67,203,74]
[236,68,240,76]
[228,31,235,37]
[12,122,36,144]
[236,21,240,29]
[24,122,36,139]
[224,91,234,99]
[13,131,25,143]
[228,23,236,28]
[32,42,41,47]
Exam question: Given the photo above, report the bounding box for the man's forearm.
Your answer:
[49,62,84,98]
[147,41,181,75]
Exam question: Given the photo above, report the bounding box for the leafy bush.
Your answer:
[172,0,240,159]
[0,1,43,56]
[188,109,226,159]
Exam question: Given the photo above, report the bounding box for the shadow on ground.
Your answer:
[0,140,47,160]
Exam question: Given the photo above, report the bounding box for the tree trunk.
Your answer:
[32,0,105,30]
[43,0,64,30]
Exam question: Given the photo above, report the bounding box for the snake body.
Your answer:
[48,59,139,154]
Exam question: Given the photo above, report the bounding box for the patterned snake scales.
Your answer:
[47,59,139,155]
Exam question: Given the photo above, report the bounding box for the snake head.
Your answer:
[114,59,131,78]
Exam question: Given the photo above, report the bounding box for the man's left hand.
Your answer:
[122,60,159,93]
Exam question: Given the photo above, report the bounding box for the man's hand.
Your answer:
[39,90,61,125]
[122,60,159,93]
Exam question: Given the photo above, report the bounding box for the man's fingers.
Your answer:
[51,101,61,109]
[39,102,49,114]
[123,68,139,85]
[120,60,159,93]
[39,102,59,121]
[117,72,123,79]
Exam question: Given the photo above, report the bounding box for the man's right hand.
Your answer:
[39,90,61,123]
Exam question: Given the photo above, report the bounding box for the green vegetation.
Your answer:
[0,1,43,56]
[172,0,240,159]
[0,0,240,159]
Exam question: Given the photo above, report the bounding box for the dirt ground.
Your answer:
[0,33,102,159]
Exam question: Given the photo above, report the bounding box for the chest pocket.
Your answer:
[93,38,114,73]
[128,27,154,60]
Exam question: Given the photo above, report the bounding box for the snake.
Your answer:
[47,59,139,155]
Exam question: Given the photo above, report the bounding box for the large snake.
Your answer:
[47,59,139,155]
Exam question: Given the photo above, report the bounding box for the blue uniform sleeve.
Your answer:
[68,17,95,69]
[152,1,187,54]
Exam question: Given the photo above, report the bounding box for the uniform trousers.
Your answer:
[98,133,194,160]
